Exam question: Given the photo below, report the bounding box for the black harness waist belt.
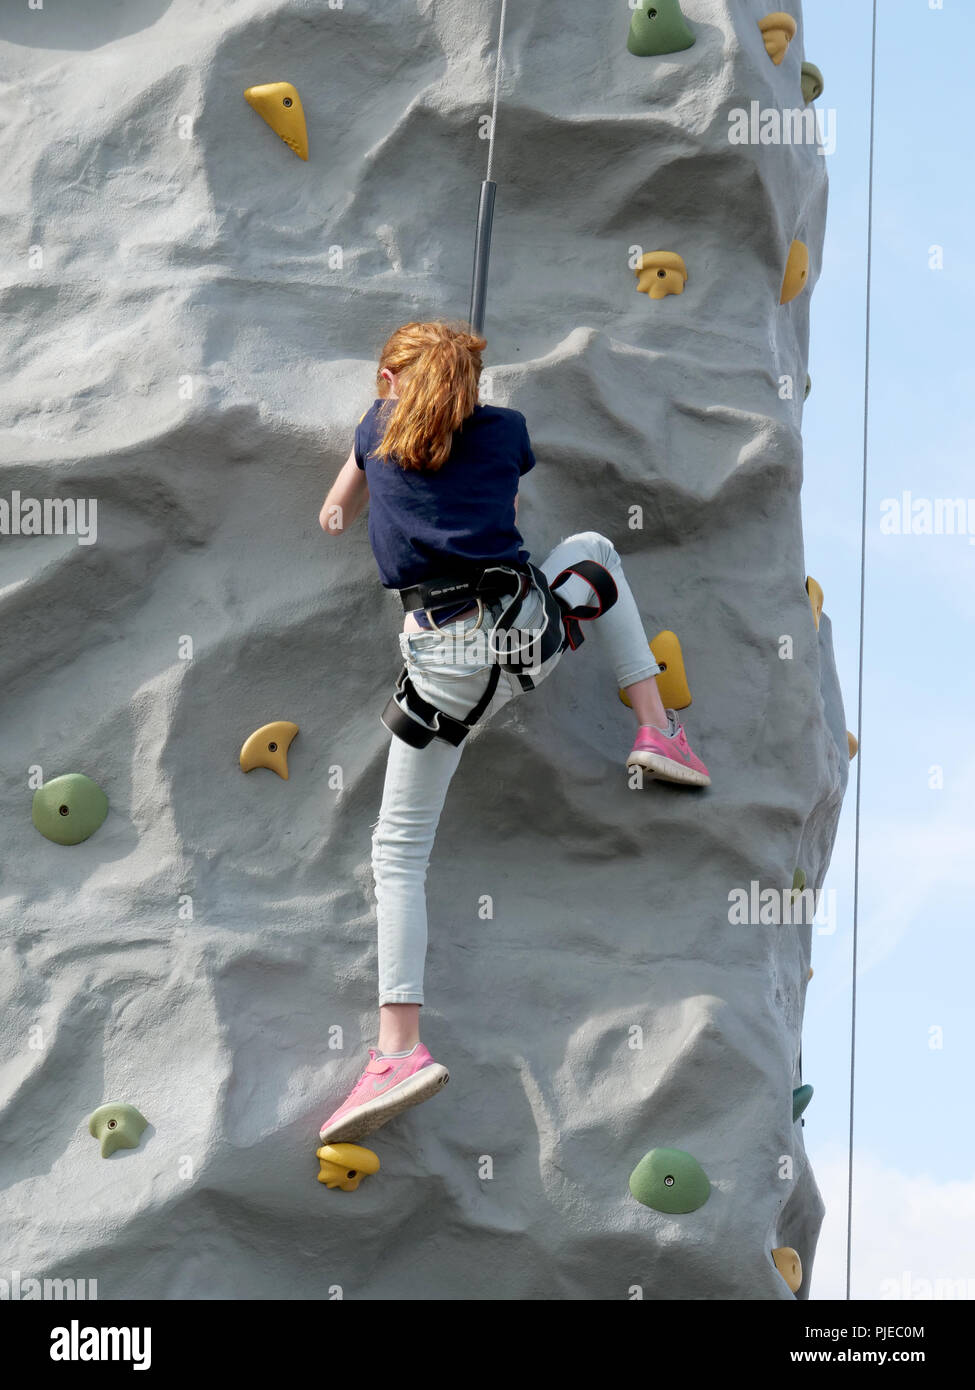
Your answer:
[382,556,619,749]
[397,565,527,614]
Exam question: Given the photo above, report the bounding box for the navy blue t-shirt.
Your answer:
[354,400,536,590]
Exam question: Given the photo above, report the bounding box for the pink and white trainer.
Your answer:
[626,713,711,787]
[318,1043,449,1143]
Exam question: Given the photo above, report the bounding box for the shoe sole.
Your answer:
[627,750,711,787]
[319,1064,450,1144]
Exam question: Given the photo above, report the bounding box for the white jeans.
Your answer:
[372,532,660,1005]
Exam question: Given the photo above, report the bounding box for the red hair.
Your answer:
[375,321,486,471]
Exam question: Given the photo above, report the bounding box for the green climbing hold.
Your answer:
[793,1084,814,1121]
[791,867,806,899]
[88,1102,149,1158]
[32,773,108,845]
[629,1146,711,1214]
[801,62,824,104]
[627,0,695,57]
[804,373,812,400]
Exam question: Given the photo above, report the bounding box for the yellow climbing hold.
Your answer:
[240,721,299,779]
[806,576,823,630]
[244,82,309,161]
[619,630,692,711]
[759,13,797,66]
[780,240,810,304]
[650,629,692,708]
[635,251,688,300]
[316,1143,380,1191]
[772,1246,803,1292]
[847,731,859,760]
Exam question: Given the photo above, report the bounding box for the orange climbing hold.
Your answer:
[847,731,859,760]
[759,13,797,66]
[780,240,810,304]
[635,251,688,300]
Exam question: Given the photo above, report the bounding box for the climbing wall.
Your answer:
[0,0,847,1299]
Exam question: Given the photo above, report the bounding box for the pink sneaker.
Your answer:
[626,713,711,787]
[318,1043,449,1143]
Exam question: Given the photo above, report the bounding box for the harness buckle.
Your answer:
[424,597,485,632]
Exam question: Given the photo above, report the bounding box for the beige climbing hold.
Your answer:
[847,731,859,760]
[635,251,688,300]
[780,239,810,304]
[240,721,300,779]
[619,630,692,711]
[807,966,814,981]
[88,1102,149,1158]
[772,1246,803,1292]
[806,576,823,630]
[759,12,798,65]
[244,82,309,161]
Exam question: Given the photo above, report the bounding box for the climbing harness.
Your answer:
[846,0,879,1305]
[468,0,507,334]
[381,559,618,749]
[401,563,563,676]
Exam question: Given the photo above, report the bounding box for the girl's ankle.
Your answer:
[377,1040,420,1057]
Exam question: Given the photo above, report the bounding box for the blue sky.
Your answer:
[800,0,975,1299]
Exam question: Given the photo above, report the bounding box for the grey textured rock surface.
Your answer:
[1,0,846,1298]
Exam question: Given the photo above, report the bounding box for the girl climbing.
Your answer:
[317,320,709,1144]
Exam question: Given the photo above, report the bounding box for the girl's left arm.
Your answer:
[320,450,369,535]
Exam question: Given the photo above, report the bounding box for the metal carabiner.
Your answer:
[425,598,485,632]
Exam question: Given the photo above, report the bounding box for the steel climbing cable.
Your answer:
[468,0,508,333]
[484,0,507,184]
[846,0,880,1303]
